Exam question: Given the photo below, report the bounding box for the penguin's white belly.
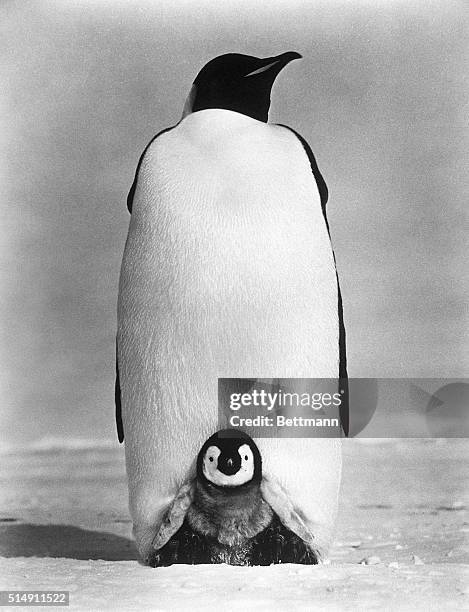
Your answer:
[118,109,341,558]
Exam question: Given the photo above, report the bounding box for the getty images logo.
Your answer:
[229,388,344,412]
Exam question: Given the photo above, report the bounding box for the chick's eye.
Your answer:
[209,457,214,462]
[244,455,248,461]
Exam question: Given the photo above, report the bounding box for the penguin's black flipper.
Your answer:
[278,125,349,437]
[126,126,177,214]
[278,125,328,213]
[148,519,212,567]
[126,181,136,214]
[250,514,319,565]
[337,286,349,437]
[115,339,124,443]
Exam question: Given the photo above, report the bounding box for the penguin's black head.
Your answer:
[183,52,302,123]
[197,429,262,489]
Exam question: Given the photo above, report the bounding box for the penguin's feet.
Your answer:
[148,538,179,567]
[249,514,319,566]
[148,516,317,567]
[209,541,252,566]
[148,519,211,567]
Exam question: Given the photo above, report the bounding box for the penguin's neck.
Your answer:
[199,479,261,507]
[188,480,273,546]
[180,107,262,140]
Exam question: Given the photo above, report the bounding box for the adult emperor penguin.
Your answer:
[116,52,347,565]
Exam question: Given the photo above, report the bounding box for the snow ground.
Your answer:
[0,439,467,610]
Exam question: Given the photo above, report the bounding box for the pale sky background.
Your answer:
[1,0,467,446]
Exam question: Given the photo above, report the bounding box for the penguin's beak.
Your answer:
[218,455,239,476]
[244,51,302,78]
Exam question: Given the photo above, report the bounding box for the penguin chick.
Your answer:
[187,429,273,548]
[150,428,320,567]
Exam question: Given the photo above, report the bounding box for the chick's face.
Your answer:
[202,443,255,487]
